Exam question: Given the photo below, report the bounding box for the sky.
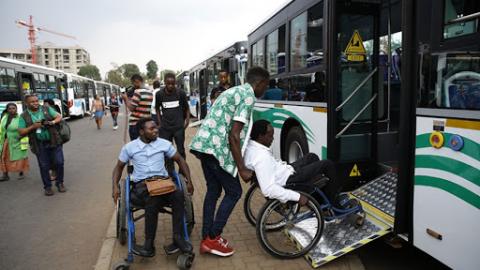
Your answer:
[0,0,289,78]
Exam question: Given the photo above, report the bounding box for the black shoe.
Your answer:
[173,234,193,253]
[0,175,9,182]
[57,183,67,193]
[132,239,155,257]
[163,242,180,255]
[44,188,54,196]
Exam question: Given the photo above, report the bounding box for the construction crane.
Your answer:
[15,15,76,64]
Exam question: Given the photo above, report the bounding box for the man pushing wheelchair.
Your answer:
[112,117,194,258]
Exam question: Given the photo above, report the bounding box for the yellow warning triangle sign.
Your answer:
[345,30,367,55]
[350,164,361,177]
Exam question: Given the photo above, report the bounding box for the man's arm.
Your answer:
[229,121,253,182]
[182,92,190,129]
[121,92,137,112]
[112,160,127,203]
[154,92,162,127]
[18,122,42,137]
[171,152,194,195]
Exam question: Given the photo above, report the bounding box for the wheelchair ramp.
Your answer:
[288,172,398,268]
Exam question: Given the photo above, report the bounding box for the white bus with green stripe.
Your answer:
[249,0,479,269]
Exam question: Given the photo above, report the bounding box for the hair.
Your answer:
[1,103,17,130]
[250,120,271,141]
[153,80,161,89]
[43,99,55,106]
[136,117,154,132]
[164,72,176,81]
[246,67,270,85]
[269,79,276,88]
[24,94,37,102]
[94,94,99,99]
[130,74,144,82]
[218,69,228,75]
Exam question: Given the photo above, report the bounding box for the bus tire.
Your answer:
[284,126,308,163]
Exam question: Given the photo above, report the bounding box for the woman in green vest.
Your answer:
[0,103,29,181]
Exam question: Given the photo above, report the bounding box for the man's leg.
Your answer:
[199,155,222,239]
[290,153,320,171]
[53,145,65,189]
[173,128,186,159]
[166,189,193,252]
[35,143,53,191]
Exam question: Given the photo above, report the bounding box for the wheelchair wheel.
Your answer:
[177,253,195,269]
[179,174,195,235]
[256,191,324,259]
[116,179,127,245]
[243,182,267,226]
[112,261,130,270]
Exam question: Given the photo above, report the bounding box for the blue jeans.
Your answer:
[35,142,64,190]
[198,153,242,239]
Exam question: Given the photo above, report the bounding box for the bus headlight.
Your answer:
[429,131,444,149]
[448,134,464,151]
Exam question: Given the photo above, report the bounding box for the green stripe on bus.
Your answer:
[416,133,480,161]
[415,155,480,188]
[322,146,327,160]
[415,175,480,209]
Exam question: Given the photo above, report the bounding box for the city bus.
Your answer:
[188,41,248,119]
[0,57,67,117]
[64,73,96,117]
[249,0,479,269]
[95,81,112,106]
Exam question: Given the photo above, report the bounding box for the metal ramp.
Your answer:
[288,172,398,268]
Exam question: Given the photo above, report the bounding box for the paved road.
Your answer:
[0,113,125,270]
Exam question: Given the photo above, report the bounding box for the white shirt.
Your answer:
[151,88,161,115]
[244,140,299,203]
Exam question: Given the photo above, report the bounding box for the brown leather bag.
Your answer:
[145,176,176,196]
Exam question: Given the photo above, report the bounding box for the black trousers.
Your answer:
[159,127,186,173]
[286,153,341,203]
[133,181,185,241]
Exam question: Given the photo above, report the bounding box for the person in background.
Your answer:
[18,95,65,196]
[0,103,29,181]
[263,79,283,100]
[43,99,61,114]
[92,95,106,130]
[150,80,161,125]
[209,70,230,105]
[121,74,153,140]
[190,67,269,257]
[155,73,190,173]
[109,93,120,130]
[305,72,326,102]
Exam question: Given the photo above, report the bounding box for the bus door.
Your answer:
[83,82,90,111]
[57,77,69,118]
[199,69,208,119]
[327,0,381,189]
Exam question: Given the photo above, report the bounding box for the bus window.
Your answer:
[251,38,265,68]
[35,73,47,91]
[266,25,286,75]
[443,0,479,39]
[290,2,324,70]
[0,68,18,91]
[47,75,56,91]
[420,53,480,110]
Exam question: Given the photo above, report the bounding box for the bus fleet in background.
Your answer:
[0,57,120,118]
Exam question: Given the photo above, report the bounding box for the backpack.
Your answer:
[56,119,71,144]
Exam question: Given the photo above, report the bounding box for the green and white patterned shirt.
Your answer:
[189,83,256,177]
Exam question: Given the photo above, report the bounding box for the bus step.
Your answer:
[351,172,398,226]
[288,213,392,268]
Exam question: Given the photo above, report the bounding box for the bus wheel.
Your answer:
[284,126,308,163]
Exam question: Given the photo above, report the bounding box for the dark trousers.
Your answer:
[35,142,64,190]
[286,153,340,202]
[159,127,186,174]
[111,112,118,126]
[133,182,185,240]
[197,153,242,239]
[129,125,139,141]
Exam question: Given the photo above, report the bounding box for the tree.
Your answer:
[146,60,158,80]
[159,69,176,81]
[106,69,128,87]
[119,63,140,81]
[78,65,101,80]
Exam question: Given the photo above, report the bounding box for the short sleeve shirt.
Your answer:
[189,83,256,176]
[118,138,176,182]
[18,107,58,141]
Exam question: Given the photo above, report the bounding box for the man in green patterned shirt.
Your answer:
[190,67,269,257]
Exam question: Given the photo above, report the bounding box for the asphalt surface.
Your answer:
[0,113,125,270]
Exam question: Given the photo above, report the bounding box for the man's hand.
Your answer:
[239,168,254,183]
[32,121,43,129]
[112,185,120,204]
[298,194,309,206]
[186,180,194,195]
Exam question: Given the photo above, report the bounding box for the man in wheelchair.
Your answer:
[112,117,194,257]
[244,120,343,207]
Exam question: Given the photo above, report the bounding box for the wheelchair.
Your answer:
[253,176,365,259]
[113,165,195,270]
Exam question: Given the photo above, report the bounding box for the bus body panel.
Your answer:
[413,116,480,270]
[253,101,328,160]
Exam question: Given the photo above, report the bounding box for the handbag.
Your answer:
[145,176,176,196]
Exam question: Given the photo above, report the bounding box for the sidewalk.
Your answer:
[108,127,365,270]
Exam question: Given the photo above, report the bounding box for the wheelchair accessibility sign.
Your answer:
[344,30,367,62]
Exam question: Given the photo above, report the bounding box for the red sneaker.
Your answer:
[200,236,234,257]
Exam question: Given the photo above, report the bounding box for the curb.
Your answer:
[94,211,117,270]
